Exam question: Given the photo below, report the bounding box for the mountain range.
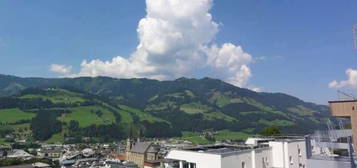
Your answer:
[0,74,331,143]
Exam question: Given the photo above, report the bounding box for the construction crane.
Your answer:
[353,24,357,49]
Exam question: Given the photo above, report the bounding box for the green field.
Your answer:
[180,131,211,144]
[209,92,232,107]
[145,101,177,111]
[119,105,168,123]
[0,138,6,145]
[20,88,85,104]
[45,133,64,144]
[58,106,116,127]
[179,130,252,144]
[180,103,211,114]
[214,130,252,141]
[203,112,237,122]
[0,108,35,124]
[9,123,30,129]
[288,105,314,116]
[258,119,295,126]
[21,93,84,104]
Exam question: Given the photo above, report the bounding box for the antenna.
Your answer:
[353,24,357,50]
[337,90,357,101]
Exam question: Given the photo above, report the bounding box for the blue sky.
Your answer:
[0,0,357,104]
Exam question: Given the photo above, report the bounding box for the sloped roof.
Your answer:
[7,149,32,158]
[147,144,160,153]
[130,142,152,154]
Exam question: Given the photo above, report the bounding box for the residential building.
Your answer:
[37,148,62,158]
[7,149,33,159]
[165,137,307,168]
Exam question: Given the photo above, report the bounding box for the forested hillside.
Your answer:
[0,74,331,143]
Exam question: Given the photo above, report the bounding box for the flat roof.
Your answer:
[329,100,357,103]
[184,145,268,155]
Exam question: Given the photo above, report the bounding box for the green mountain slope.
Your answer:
[0,87,175,143]
[0,74,332,143]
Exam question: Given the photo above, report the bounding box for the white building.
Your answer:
[165,137,307,168]
[269,140,307,168]
[7,149,33,158]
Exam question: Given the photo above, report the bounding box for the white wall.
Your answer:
[166,148,272,168]
[166,139,307,168]
[221,151,252,168]
[286,141,307,168]
[221,148,271,168]
[269,140,307,168]
[270,141,285,168]
[253,148,272,168]
[166,150,221,168]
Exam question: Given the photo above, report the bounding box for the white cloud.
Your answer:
[329,68,357,89]
[205,43,253,87]
[250,87,261,92]
[52,0,258,89]
[50,64,72,74]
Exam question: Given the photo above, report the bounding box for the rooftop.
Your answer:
[184,144,268,155]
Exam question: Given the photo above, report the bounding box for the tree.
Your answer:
[30,111,62,140]
[260,125,282,136]
[69,120,79,130]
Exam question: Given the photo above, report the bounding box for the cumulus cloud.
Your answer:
[52,0,258,90]
[50,64,72,74]
[205,43,252,87]
[329,68,357,89]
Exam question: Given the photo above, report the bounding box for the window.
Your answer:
[298,148,302,156]
[265,157,269,165]
[189,163,196,168]
[242,161,245,168]
[289,156,293,165]
[353,106,355,110]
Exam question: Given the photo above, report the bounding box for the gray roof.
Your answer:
[147,145,160,153]
[130,142,152,154]
[7,150,32,158]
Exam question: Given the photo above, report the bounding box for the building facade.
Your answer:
[126,139,160,168]
[165,137,307,168]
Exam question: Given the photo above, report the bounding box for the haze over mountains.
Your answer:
[0,74,331,143]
